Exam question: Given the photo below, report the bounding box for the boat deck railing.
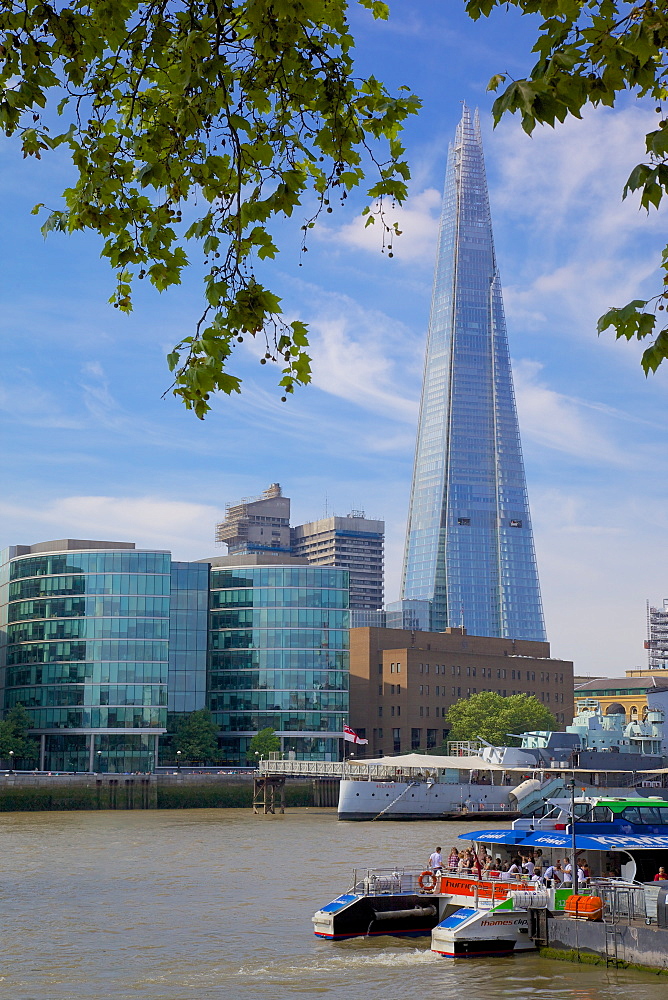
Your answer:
[350,867,555,898]
[351,868,425,895]
[258,759,514,784]
[590,878,648,923]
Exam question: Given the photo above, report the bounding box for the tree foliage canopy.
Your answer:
[0,704,40,762]
[174,708,220,761]
[467,0,668,375]
[247,726,281,760]
[446,691,557,746]
[0,0,418,416]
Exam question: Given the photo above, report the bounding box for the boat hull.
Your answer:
[313,893,441,940]
[338,779,514,821]
[431,906,534,958]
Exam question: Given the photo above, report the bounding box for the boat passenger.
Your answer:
[562,862,585,885]
[522,855,535,877]
[448,847,459,871]
[653,866,667,881]
[507,857,522,877]
[543,861,562,885]
[531,867,543,884]
[428,846,443,875]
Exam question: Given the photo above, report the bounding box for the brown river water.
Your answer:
[2,807,667,1000]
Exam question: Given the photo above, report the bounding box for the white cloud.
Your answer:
[491,106,667,344]
[532,487,668,675]
[332,187,441,263]
[0,380,83,429]
[0,495,222,560]
[513,359,631,466]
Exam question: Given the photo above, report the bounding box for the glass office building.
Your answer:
[0,540,170,772]
[401,106,546,640]
[207,556,349,763]
[168,561,209,714]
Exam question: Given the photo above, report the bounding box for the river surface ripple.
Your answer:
[2,808,667,1000]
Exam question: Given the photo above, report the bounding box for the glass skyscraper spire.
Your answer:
[401,105,546,641]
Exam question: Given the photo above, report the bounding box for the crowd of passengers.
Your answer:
[444,846,594,885]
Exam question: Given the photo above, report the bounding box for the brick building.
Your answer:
[350,626,574,757]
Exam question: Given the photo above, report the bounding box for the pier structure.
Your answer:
[529,879,668,971]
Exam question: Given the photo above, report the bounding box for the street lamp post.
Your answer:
[8,750,14,774]
[568,778,579,895]
[176,750,182,773]
[97,750,102,774]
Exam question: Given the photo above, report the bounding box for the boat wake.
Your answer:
[237,946,439,979]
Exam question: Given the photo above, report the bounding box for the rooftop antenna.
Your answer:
[324,493,329,518]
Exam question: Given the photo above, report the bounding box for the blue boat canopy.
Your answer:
[460,830,668,851]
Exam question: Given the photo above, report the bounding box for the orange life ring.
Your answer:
[418,870,438,892]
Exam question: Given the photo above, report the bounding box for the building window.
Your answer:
[427,729,437,749]
[425,706,429,717]
[378,684,382,695]
[396,684,401,694]
[390,663,395,673]
[378,664,383,675]
[378,706,383,717]
[393,729,401,753]
[419,685,423,695]
[411,728,421,750]
[420,706,424,717]
[378,728,383,739]
[390,684,395,694]
[391,706,395,717]
[397,705,400,717]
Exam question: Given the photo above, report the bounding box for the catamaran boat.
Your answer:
[313,796,668,957]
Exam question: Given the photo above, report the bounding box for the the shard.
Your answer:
[401,105,546,640]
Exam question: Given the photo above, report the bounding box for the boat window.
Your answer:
[590,806,614,822]
[638,806,668,824]
[617,805,668,824]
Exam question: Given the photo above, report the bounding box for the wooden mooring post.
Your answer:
[253,775,286,814]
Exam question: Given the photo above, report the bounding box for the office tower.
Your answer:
[401,105,545,640]
[1,539,175,772]
[205,553,349,762]
[291,512,384,611]
[214,483,291,556]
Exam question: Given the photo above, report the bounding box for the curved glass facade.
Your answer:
[0,545,169,772]
[208,564,349,762]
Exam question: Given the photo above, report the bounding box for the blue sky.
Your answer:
[2,2,667,678]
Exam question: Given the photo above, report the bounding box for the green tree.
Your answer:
[446,691,557,746]
[466,0,668,375]
[0,704,40,764]
[247,727,281,762]
[174,708,220,763]
[0,1,419,416]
